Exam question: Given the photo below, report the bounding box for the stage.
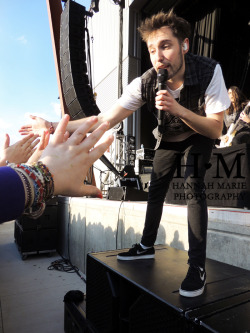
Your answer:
[64,245,250,333]
[57,197,250,275]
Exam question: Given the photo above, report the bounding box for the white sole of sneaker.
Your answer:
[179,283,206,297]
[117,254,155,260]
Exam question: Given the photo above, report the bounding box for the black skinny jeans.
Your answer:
[141,134,214,268]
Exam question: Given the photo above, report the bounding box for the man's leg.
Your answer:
[117,147,178,260]
[179,134,214,297]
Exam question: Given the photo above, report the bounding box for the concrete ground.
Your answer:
[0,220,85,333]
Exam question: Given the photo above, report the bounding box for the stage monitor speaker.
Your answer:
[86,252,187,333]
[107,186,148,201]
[60,0,100,119]
[136,159,153,174]
[86,249,250,333]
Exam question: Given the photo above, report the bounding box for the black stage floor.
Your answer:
[85,245,250,333]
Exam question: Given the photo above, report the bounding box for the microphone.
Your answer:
[157,68,168,127]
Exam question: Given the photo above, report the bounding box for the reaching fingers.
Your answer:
[29,147,37,156]
[88,134,114,164]
[69,116,99,145]
[70,120,110,152]
[21,134,40,150]
[63,131,70,142]
[51,114,70,144]
[37,131,45,150]
[3,134,10,149]
[79,185,103,198]
[44,131,50,147]
[19,125,33,135]
[38,131,50,150]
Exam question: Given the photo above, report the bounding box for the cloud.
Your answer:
[0,118,12,130]
[51,102,61,116]
[17,35,28,45]
[0,118,20,147]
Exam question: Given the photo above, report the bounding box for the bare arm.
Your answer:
[0,133,40,166]
[66,103,134,134]
[19,103,134,136]
[178,105,224,139]
[156,90,224,139]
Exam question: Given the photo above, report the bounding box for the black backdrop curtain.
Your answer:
[191,8,221,58]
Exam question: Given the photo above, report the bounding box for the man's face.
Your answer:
[147,26,185,80]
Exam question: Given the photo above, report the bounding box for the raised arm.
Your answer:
[0,133,40,166]
[1,115,114,224]
[19,103,134,136]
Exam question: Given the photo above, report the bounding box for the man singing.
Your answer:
[20,10,230,297]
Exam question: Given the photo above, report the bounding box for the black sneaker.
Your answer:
[117,243,155,260]
[179,265,206,297]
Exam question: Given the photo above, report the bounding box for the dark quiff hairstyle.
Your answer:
[138,9,191,44]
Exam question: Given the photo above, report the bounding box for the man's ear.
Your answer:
[182,38,189,53]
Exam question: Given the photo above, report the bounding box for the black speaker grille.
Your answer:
[60,0,100,119]
[129,293,186,333]
[86,255,119,332]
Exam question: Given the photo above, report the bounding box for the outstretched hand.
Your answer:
[40,114,114,198]
[27,130,50,164]
[0,133,40,166]
[19,115,50,136]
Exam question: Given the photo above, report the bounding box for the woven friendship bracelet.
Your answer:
[33,161,54,200]
[30,164,45,187]
[17,164,44,206]
[7,162,54,219]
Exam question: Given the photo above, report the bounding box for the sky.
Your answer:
[0,0,91,147]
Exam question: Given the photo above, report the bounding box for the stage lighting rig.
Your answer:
[125,135,136,167]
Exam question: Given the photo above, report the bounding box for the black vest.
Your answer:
[141,53,217,142]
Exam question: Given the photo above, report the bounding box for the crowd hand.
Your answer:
[40,114,114,198]
[19,115,50,136]
[27,130,50,164]
[0,133,40,166]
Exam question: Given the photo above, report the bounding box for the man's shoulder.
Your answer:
[186,53,218,68]
[185,53,218,86]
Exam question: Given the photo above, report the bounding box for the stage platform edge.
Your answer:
[76,245,250,333]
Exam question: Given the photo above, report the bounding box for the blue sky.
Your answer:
[0,0,91,147]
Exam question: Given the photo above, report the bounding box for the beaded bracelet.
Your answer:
[7,161,54,219]
[17,164,44,206]
[32,161,54,200]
